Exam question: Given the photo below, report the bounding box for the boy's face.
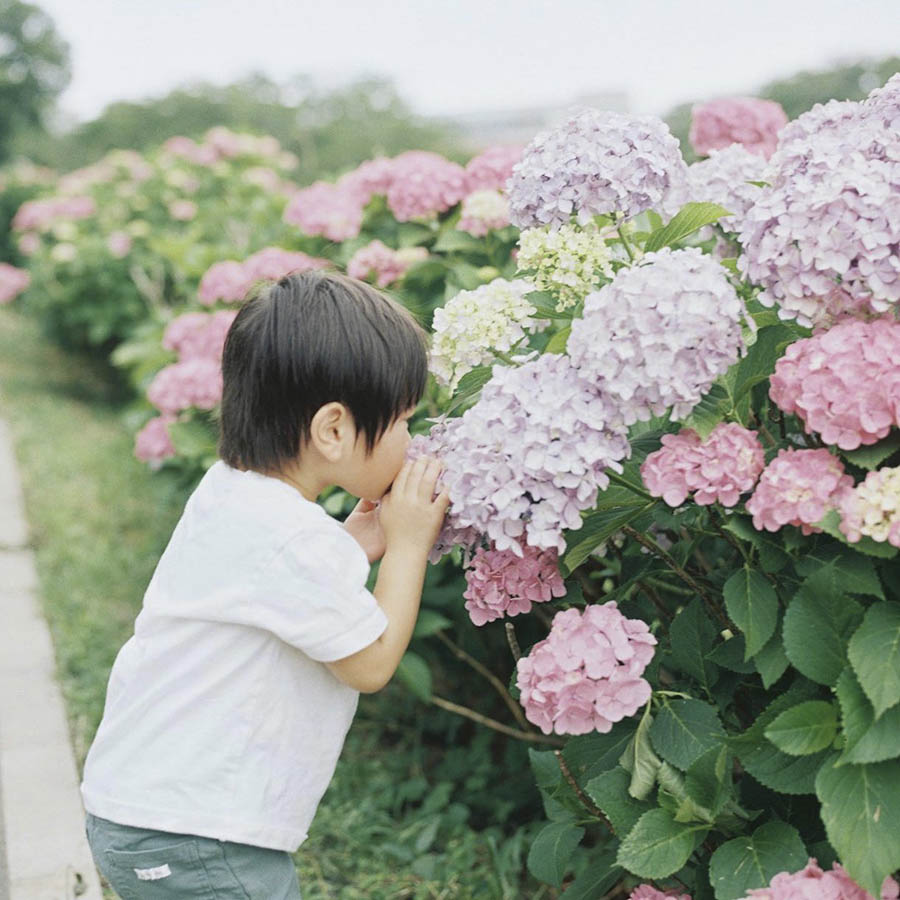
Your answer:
[347,407,415,501]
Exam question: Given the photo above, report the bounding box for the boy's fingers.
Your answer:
[392,458,415,494]
[418,457,443,500]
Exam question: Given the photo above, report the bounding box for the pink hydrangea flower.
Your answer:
[162,310,238,362]
[146,358,223,415]
[516,603,657,735]
[457,190,511,237]
[463,544,566,626]
[347,240,428,287]
[134,416,176,465]
[745,448,853,535]
[337,156,396,205]
[464,145,524,193]
[106,231,132,258]
[769,319,900,451]
[743,857,899,900]
[0,263,30,304]
[689,97,788,159]
[630,887,692,900]
[641,424,765,507]
[198,248,328,304]
[282,181,365,241]
[385,151,468,222]
[12,195,96,232]
[168,199,198,221]
[18,232,39,255]
[161,136,218,166]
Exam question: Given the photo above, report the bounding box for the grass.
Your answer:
[0,305,549,899]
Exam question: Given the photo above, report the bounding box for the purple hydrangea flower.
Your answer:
[506,108,688,229]
[568,247,750,423]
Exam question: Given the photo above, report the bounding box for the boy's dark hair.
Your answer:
[218,269,428,473]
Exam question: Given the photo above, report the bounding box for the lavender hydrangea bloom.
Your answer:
[568,248,750,423]
[739,111,900,326]
[506,108,688,229]
[865,72,900,128]
[411,354,630,557]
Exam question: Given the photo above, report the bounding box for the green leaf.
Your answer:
[793,550,883,599]
[645,202,733,253]
[753,621,790,688]
[620,706,662,800]
[432,229,486,254]
[559,852,622,900]
[708,822,808,900]
[841,432,900,470]
[657,761,715,824]
[616,808,705,878]
[167,419,216,458]
[526,821,584,887]
[445,365,492,412]
[707,635,755,674]
[731,324,799,404]
[563,720,639,783]
[649,699,726,771]
[848,602,900,719]
[782,580,864,686]
[684,745,731,818]
[526,290,574,320]
[562,502,654,575]
[677,382,731,439]
[816,756,900,897]
[722,566,779,659]
[395,651,432,701]
[412,609,452,639]
[586,766,653,835]
[815,508,899,558]
[543,325,570,354]
[764,701,838,756]
[670,598,720,690]
[836,668,900,765]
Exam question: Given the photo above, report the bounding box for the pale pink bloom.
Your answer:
[283,181,365,241]
[146,358,223,415]
[838,466,900,548]
[243,167,283,193]
[0,263,30,304]
[385,150,468,222]
[457,190,511,237]
[690,97,788,159]
[463,544,566,626]
[12,195,96,232]
[347,240,427,287]
[198,261,248,305]
[641,424,764,507]
[745,448,853,535]
[630,887,691,900]
[161,135,218,166]
[744,858,899,900]
[168,200,198,221]
[134,416,176,465]
[337,156,395,205]
[106,231,132,258]
[516,603,656,735]
[162,310,238,362]
[464,145,524,193]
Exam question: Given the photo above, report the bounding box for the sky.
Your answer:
[35,0,900,123]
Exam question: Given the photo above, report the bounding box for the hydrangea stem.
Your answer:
[615,221,636,263]
[429,695,562,746]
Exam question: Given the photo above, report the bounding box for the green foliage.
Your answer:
[645,202,732,252]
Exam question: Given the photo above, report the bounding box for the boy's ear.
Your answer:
[309,402,354,462]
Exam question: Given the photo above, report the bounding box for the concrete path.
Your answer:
[0,416,102,900]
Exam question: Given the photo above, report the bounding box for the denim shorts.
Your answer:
[85,813,302,899]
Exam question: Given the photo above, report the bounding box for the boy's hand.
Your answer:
[343,498,386,564]
[379,457,450,555]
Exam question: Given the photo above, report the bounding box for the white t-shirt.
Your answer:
[80,461,388,851]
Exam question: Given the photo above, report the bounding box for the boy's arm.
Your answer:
[325,543,428,693]
[326,456,448,693]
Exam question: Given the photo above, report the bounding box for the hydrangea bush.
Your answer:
[6,76,900,898]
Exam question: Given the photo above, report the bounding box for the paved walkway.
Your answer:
[0,416,102,900]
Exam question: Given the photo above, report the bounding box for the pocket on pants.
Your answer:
[103,839,215,899]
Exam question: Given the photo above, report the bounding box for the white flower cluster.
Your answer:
[568,248,750,423]
[457,189,510,237]
[429,278,546,391]
[516,222,614,310]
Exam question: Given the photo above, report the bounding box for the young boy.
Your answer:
[81,270,449,898]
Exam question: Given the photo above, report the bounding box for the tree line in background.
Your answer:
[1,0,899,178]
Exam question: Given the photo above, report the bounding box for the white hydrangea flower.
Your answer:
[430,278,547,391]
[516,222,614,310]
[457,189,511,237]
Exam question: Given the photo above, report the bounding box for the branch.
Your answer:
[554,750,611,828]
[435,631,529,730]
[430,695,563,746]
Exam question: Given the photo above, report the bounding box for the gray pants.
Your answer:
[85,813,302,899]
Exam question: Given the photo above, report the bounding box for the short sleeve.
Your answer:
[247,525,388,662]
